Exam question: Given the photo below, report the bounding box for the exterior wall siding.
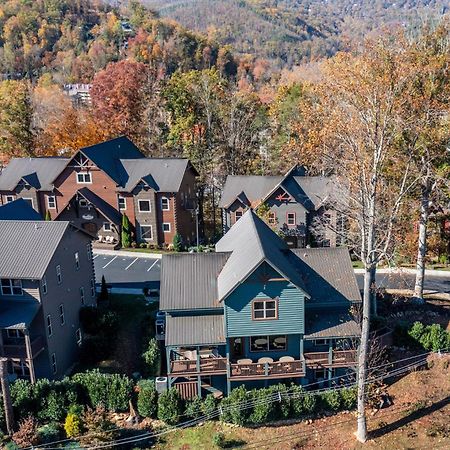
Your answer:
[224,264,305,338]
[133,186,158,244]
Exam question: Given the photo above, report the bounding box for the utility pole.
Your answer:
[0,358,14,435]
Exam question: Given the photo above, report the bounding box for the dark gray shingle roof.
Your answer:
[119,158,191,192]
[165,314,225,346]
[305,311,360,338]
[160,253,230,311]
[216,210,310,301]
[0,199,42,220]
[77,188,122,225]
[0,157,69,191]
[291,248,361,305]
[0,221,70,279]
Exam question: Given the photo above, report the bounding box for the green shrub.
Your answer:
[302,391,317,414]
[137,380,158,418]
[408,321,425,342]
[220,385,249,425]
[408,321,449,351]
[10,379,34,420]
[72,370,132,412]
[142,338,161,376]
[212,432,226,448]
[248,388,276,424]
[340,387,357,410]
[202,394,218,419]
[157,388,183,425]
[321,389,341,411]
[272,383,290,418]
[173,233,183,252]
[185,396,203,420]
[38,422,61,443]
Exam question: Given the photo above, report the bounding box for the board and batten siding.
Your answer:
[224,263,305,337]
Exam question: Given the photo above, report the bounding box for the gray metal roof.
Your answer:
[290,248,361,305]
[160,253,230,311]
[305,311,361,338]
[293,176,331,209]
[0,199,42,220]
[165,314,225,346]
[0,221,71,279]
[0,301,41,329]
[215,209,310,301]
[0,157,69,191]
[119,158,191,192]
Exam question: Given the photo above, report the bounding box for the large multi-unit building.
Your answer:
[0,136,198,247]
[219,166,337,248]
[0,201,96,381]
[160,209,361,399]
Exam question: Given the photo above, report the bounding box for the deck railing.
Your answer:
[170,357,227,375]
[230,359,305,379]
[304,349,357,368]
[2,336,45,359]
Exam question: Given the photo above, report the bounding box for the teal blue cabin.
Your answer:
[160,210,361,399]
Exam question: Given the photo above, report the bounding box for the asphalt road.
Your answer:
[93,253,161,289]
[93,251,450,294]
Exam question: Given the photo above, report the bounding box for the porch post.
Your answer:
[0,357,14,435]
[23,329,36,384]
[328,340,333,385]
[300,336,306,373]
[196,346,202,398]
[225,340,231,396]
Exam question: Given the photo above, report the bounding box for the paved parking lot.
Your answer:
[93,253,161,289]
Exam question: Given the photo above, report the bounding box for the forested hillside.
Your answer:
[143,0,448,66]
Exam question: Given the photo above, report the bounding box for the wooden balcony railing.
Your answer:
[170,357,227,375]
[304,350,357,368]
[230,359,305,380]
[2,335,45,360]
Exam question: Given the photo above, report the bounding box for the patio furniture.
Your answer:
[258,357,273,364]
[237,358,253,365]
[279,356,295,362]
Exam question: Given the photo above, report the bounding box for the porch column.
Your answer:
[166,347,172,375]
[0,357,14,434]
[196,346,202,398]
[225,340,231,396]
[23,329,36,384]
[328,340,333,385]
[300,336,305,373]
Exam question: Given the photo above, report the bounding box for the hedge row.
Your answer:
[9,370,132,424]
[137,383,358,426]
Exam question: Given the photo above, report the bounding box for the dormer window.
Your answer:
[252,298,278,320]
[76,172,92,184]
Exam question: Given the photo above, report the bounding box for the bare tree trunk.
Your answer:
[413,176,430,301]
[369,265,377,315]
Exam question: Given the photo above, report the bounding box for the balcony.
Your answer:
[2,335,45,360]
[170,357,227,376]
[304,350,357,368]
[230,359,305,380]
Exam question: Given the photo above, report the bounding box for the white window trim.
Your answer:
[80,286,85,305]
[138,199,152,213]
[6,329,21,339]
[314,339,329,346]
[1,279,23,296]
[161,197,170,211]
[47,195,56,209]
[140,225,153,241]
[75,252,80,270]
[235,211,243,221]
[59,304,65,325]
[51,352,57,374]
[163,222,171,233]
[23,198,34,208]
[78,199,88,207]
[56,265,62,285]
[103,222,112,232]
[76,328,82,346]
[47,315,53,337]
[5,195,15,203]
[287,212,296,226]
[76,171,92,184]
[118,196,126,211]
[41,276,47,295]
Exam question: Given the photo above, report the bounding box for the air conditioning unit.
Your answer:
[155,377,168,394]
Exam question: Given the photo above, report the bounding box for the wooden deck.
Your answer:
[170,357,227,376]
[2,335,45,360]
[304,350,357,368]
[230,359,305,380]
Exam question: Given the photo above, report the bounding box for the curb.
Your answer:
[353,267,450,278]
[93,249,163,259]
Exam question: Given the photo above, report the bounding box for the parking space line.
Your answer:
[147,260,159,272]
[93,254,99,260]
[102,256,117,269]
[125,258,138,270]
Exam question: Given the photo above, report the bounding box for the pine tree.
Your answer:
[172,233,182,252]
